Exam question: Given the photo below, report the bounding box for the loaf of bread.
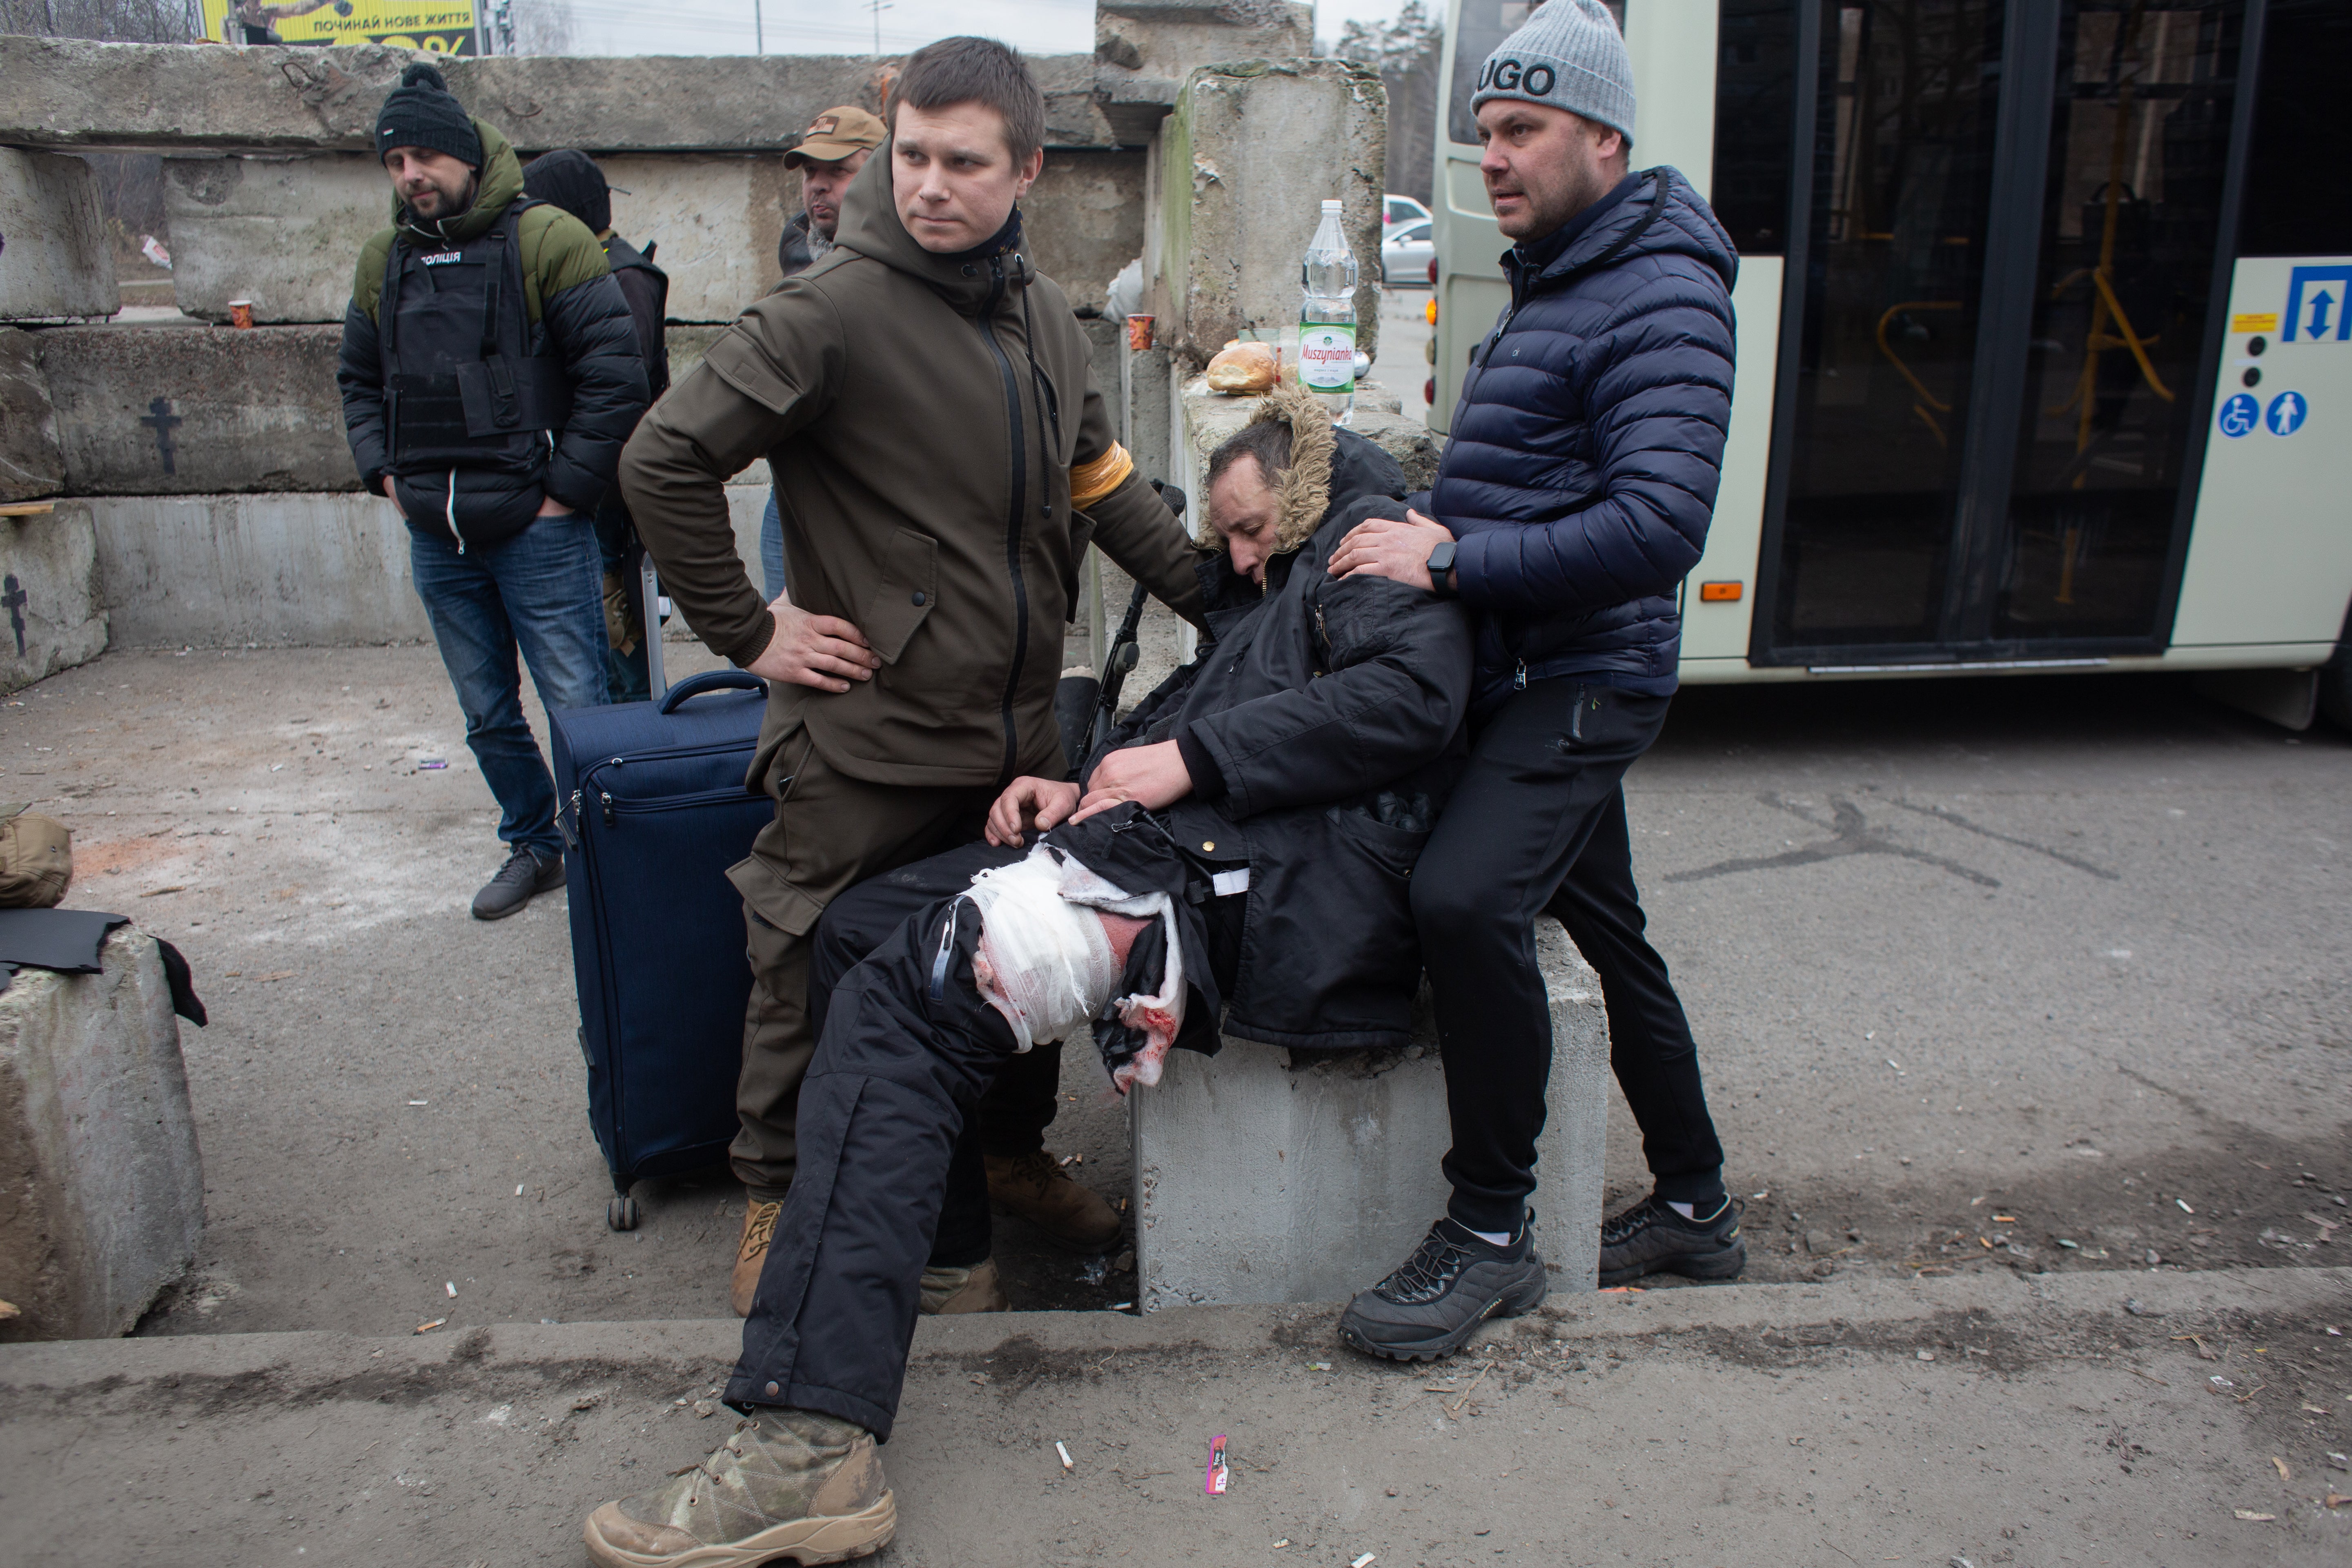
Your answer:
[1205,340,1278,394]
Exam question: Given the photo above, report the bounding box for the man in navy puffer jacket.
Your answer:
[1331,0,1743,1361]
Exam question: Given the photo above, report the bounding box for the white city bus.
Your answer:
[1428,0,2352,726]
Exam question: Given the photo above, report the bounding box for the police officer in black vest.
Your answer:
[525,149,670,703]
[337,66,650,920]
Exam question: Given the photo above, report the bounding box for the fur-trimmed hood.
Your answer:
[1198,381,1407,559]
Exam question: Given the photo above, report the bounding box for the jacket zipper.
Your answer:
[974,256,1031,782]
[445,467,466,554]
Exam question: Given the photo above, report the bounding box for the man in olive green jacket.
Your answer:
[619,38,1202,1318]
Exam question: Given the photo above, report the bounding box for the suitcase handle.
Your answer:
[658,669,767,715]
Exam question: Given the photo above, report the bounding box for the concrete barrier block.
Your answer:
[1153,60,1384,365]
[89,491,429,647]
[1133,918,1607,1308]
[0,36,419,152]
[0,926,203,1341]
[0,501,108,695]
[1030,151,1149,318]
[86,486,771,649]
[604,154,790,324]
[162,154,382,325]
[0,327,65,504]
[0,38,1116,154]
[34,324,354,494]
[1096,0,1313,78]
[0,149,119,323]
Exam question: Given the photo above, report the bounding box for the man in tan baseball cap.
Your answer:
[777,105,886,280]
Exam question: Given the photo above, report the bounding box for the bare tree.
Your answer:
[1335,0,1442,207]
[0,0,199,40]
[507,0,575,55]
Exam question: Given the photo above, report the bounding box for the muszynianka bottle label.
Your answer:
[1299,323,1356,391]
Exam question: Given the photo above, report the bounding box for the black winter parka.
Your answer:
[1056,424,1472,1053]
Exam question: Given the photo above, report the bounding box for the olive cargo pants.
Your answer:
[726,717,1062,1204]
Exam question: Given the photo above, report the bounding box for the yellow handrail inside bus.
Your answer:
[1875,301,1963,447]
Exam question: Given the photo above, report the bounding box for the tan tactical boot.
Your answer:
[918,1256,1010,1314]
[583,1408,893,1568]
[730,1199,782,1319]
[986,1149,1123,1252]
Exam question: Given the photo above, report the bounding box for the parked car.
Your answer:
[1381,220,1434,286]
[1383,193,1431,233]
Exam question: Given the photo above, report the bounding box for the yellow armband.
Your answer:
[1069,442,1135,509]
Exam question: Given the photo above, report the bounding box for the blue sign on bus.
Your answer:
[2217,393,2261,437]
[2265,391,2309,436]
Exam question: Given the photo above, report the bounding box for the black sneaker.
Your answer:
[1597,1194,1745,1286]
[470,848,565,920]
[1337,1214,1548,1363]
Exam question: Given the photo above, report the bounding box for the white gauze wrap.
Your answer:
[963,842,1185,1082]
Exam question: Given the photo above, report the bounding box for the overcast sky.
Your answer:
[565,0,1415,59]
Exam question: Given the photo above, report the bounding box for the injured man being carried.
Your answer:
[581,383,1473,1568]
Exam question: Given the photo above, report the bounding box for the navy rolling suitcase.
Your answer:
[550,668,773,1230]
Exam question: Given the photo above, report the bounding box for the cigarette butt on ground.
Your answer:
[1055,1441,1074,1472]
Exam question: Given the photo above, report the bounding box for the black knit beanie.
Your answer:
[374,63,483,168]
[523,149,610,234]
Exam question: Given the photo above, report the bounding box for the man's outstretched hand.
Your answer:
[1068,739,1194,825]
[1329,508,1454,591]
[986,777,1082,846]
[744,599,881,693]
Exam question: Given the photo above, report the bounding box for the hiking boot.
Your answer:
[1598,1194,1745,1286]
[918,1257,1009,1314]
[470,847,564,920]
[582,1407,894,1568]
[986,1149,1123,1252]
[1337,1214,1548,1363]
[730,1199,782,1319]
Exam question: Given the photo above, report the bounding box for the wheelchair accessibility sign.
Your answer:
[2218,390,2309,437]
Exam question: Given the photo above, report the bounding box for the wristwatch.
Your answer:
[1425,539,1459,599]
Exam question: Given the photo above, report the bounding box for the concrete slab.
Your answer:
[0,924,205,1340]
[1,1266,2343,1565]
[0,148,120,322]
[0,325,65,503]
[161,153,384,325]
[87,487,771,649]
[34,323,354,494]
[1030,151,1149,318]
[1134,921,1606,1308]
[603,154,790,325]
[0,38,1119,154]
[1153,60,1385,365]
[0,501,108,693]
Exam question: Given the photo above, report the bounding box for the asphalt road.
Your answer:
[3,650,2344,1340]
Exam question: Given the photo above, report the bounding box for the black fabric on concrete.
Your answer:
[0,908,128,973]
[154,938,206,1026]
[1411,678,1724,1233]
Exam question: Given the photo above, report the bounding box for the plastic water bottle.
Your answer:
[1299,198,1359,423]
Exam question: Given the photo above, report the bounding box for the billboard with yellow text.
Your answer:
[201,0,477,54]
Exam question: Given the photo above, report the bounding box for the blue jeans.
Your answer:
[410,512,610,861]
[759,491,787,603]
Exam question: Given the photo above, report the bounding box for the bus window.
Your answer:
[1712,0,1800,255]
[2237,0,2352,257]
[1769,0,2007,649]
[1994,0,2246,643]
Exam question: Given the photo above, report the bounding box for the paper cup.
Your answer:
[1125,314,1155,352]
[228,299,255,329]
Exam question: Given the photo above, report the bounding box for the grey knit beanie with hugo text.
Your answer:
[1469,0,1635,143]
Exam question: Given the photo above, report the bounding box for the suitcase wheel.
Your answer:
[608,1193,642,1232]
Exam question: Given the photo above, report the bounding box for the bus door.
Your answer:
[1751,0,2251,664]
